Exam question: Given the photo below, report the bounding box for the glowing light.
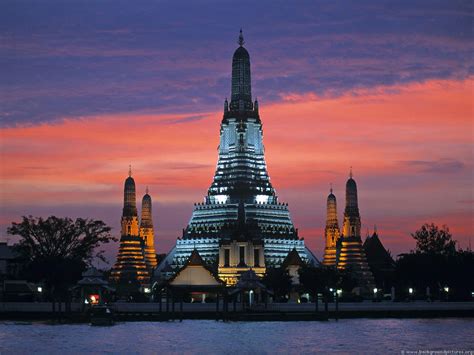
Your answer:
[336,289,342,296]
[373,288,378,294]
[37,286,42,293]
[89,294,100,305]
[214,195,228,204]
[255,195,269,204]
[444,286,449,293]
[144,287,151,294]
[408,288,413,294]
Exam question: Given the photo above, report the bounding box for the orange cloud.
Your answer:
[1,77,472,257]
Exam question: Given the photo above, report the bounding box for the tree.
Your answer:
[412,223,456,255]
[262,267,292,301]
[395,250,474,301]
[298,266,323,310]
[7,216,115,305]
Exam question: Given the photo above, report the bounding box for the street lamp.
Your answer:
[373,288,378,302]
[336,289,342,296]
[408,287,413,295]
[37,286,42,293]
[444,286,449,301]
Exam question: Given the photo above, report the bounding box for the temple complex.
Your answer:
[110,168,157,285]
[320,169,375,291]
[158,30,316,285]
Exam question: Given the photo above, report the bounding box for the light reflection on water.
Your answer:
[0,318,473,354]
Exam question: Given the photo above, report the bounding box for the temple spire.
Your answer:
[129,164,132,177]
[349,166,353,179]
[230,30,252,112]
[238,28,244,46]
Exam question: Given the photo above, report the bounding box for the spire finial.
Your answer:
[238,28,244,46]
[146,186,149,194]
[349,166,353,179]
[330,183,333,194]
[129,164,132,177]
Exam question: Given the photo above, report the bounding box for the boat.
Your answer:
[89,305,114,326]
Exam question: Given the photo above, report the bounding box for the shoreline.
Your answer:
[1,301,473,322]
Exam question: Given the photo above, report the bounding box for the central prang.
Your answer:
[163,30,315,285]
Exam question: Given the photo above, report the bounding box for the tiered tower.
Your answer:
[322,186,340,266]
[110,167,150,284]
[140,187,158,269]
[337,169,374,290]
[165,30,315,282]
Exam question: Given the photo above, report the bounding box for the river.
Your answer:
[0,318,473,354]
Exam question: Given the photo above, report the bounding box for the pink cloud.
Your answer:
[1,77,472,260]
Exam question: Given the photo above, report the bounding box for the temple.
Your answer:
[110,168,157,285]
[322,186,340,266]
[159,30,317,285]
[320,169,375,292]
[364,227,395,289]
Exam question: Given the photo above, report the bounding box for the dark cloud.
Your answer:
[0,0,472,126]
[400,159,466,173]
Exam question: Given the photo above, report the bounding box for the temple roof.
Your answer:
[187,249,205,266]
[167,249,225,286]
[233,269,268,291]
[364,232,395,268]
[282,248,305,267]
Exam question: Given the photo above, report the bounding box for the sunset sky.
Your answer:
[1,0,472,263]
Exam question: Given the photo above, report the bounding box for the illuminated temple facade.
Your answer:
[322,170,375,290]
[159,31,316,285]
[110,168,158,285]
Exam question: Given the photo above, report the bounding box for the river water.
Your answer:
[0,319,473,354]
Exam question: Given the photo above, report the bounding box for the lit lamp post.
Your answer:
[408,287,413,302]
[37,286,43,302]
[373,288,378,302]
[335,289,342,321]
[443,286,449,302]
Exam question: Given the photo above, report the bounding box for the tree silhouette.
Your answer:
[8,216,115,305]
[262,267,292,301]
[412,223,456,255]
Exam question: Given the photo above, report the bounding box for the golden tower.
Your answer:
[140,187,158,269]
[322,186,340,266]
[110,167,150,285]
[337,169,374,290]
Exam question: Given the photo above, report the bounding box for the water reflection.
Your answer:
[0,318,472,354]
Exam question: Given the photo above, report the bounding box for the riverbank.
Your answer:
[1,301,473,322]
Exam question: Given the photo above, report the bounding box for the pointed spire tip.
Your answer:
[238,28,244,46]
[128,164,132,177]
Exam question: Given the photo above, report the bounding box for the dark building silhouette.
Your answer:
[364,228,395,290]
